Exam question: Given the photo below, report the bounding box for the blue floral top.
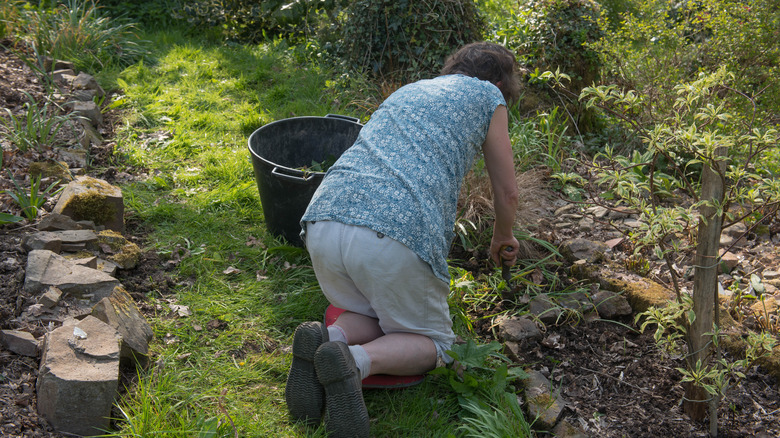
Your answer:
[301,74,506,282]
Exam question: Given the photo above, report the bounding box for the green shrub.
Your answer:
[94,0,182,28]
[493,0,602,89]
[521,0,602,88]
[590,0,780,131]
[337,0,485,83]
[485,0,602,134]
[174,0,344,43]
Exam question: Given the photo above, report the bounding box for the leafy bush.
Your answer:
[590,0,780,130]
[515,0,602,89]
[486,0,601,88]
[337,0,485,83]
[174,0,344,43]
[94,0,182,28]
[582,66,780,429]
[484,1,602,134]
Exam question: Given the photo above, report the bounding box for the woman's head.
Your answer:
[440,42,520,105]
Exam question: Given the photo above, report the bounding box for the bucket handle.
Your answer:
[272,166,317,183]
[326,114,360,124]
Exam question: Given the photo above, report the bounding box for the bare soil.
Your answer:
[1,41,779,438]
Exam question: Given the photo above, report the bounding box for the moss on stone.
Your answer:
[96,230,140,269]
[29,161,72,181]
[601,277,675,314]
[97,230,127,251]
[110,243,141,269]
[722,334,780,383]
[68,190,117,225]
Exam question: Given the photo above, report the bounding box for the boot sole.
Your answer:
[286,321,328,425]
[315,341,369,438]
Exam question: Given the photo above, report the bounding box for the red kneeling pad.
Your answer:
[324,305,426,389]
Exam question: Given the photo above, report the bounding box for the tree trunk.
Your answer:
[684,149,726,425]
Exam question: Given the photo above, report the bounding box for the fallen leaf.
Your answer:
[27,304,45,317]
[541,333,564,349]
[207,319,228,330]
[223,266,242,275]
[246,236,265,248]
[169,304,192,317]
[531,268,544,284]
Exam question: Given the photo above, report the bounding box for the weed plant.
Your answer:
[0,92,78,152]
[0,0,24,39]
[4,172,63,221]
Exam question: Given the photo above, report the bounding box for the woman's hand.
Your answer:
[491,236,519,267]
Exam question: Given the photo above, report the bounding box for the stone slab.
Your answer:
[36,315,120,436]
[24,250,120,303]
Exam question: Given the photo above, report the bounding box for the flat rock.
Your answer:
[36,315,120,437]
[38,213,83,231]
[38,286,63,309]
[91,286,154,366]
[522,370,565,430]
[53,229,99,251]
[1,330,39,357]
[498,316,542,343]
[557,292,595,314]
[592,290,633,319]
[70,100,102,126]
[21,232,62,253]
[585,205,609,218]
[71,72,105,98]
[57,147,89,169]
[560,238,609,263]
[763,270,780,281]
[51,68,75,82]
[719,251,740,273]
[53,176,124,232]
[97,230,141,269]
[529,294,562,325]
[552,418,589,438]
[24,250,120,303]
[70,256,98,269]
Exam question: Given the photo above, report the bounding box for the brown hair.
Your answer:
[440,42,520,105]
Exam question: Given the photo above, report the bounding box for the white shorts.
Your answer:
[304,220,456,362]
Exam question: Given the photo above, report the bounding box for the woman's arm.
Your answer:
[482,105,520,266]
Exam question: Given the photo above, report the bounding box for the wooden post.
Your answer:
[684,147,726,426]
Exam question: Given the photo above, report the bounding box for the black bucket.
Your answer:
[248,114,363,246]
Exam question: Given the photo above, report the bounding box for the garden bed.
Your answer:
[1,43,779,437]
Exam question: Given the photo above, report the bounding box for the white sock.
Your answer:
[327,325,348,344]
[348,345,372,380]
